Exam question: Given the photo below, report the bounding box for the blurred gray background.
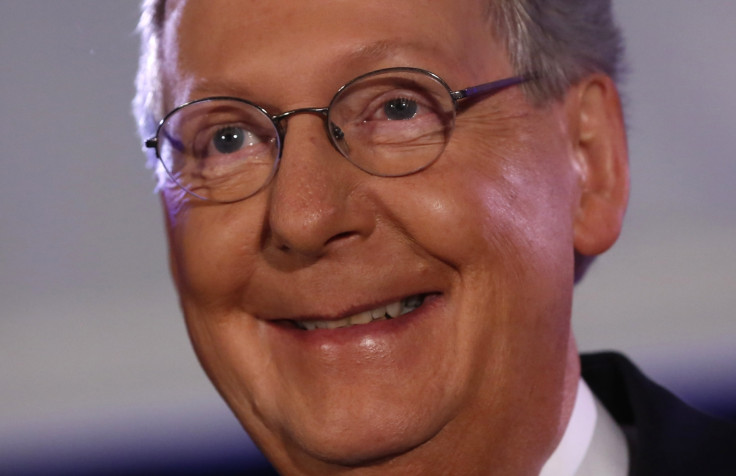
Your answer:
[1,0,734,472]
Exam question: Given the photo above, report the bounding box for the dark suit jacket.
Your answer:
[581,352,736,476]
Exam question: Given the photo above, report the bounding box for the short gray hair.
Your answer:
[489,0,624,102]
[133,0,167,174]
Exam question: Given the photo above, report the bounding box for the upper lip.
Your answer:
[246,261,446,323]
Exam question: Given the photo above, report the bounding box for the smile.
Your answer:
[293,294,426,331]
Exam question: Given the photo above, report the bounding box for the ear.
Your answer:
[566,74,629,257]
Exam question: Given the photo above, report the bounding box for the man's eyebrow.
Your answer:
[335,39,437,67]
[186,77,255,100]
[339,40,396,64]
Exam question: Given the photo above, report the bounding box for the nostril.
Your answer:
[324,230,357,247]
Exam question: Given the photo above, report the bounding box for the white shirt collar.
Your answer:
[539,379,629,476]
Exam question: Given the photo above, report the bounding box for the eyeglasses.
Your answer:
[145,67,531,203]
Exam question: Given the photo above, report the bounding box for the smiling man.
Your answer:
[133,0,735,475]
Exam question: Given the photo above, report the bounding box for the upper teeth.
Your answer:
[295,295,425,331]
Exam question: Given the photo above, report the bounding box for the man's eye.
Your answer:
[213,126,247,154]
[204,125,270,158]
[191,119,273,162]
[383,97,418,121]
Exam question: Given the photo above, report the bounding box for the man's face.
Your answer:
[160,0,588,472]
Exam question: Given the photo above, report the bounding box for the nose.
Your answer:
[264,114,375,260]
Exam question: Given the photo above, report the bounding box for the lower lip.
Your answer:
[269,294,443,346]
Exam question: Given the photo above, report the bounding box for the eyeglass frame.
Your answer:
[144,67,534,203]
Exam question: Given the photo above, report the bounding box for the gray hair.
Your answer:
[132,0,625,280]
[133,0,167,175]
[489,0,624,103]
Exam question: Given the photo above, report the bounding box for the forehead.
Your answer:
[161,0,508,105]
[164,0,492,51]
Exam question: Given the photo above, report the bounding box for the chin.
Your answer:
[296,424,436,469]
[255,402,448,471]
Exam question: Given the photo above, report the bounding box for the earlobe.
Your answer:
[568,74,630,257]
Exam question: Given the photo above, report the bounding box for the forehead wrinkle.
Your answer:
[169,38,461,114]
[161,0,502,112]
[183,38,421,98]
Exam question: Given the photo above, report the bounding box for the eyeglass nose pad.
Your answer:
[328,121,350,156]
[330,123,344,141]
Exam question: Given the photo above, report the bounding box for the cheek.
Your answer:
[398,138,576,280]
[162,191,265,308]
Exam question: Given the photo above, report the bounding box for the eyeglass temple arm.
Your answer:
[145,125,189,153]
[450,74,533,102]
